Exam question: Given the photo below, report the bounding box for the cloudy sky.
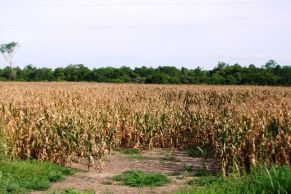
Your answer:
[0,0,290,69]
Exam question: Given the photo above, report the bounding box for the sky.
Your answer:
[0,0,291,69]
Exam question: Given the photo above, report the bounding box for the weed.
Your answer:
[112,170,170,187]
[49,188,96,194]
[162,153,180,162]
[176,164,291,194]
[119,148,141,155]
[102,191,114,194]
[0,160,74,193]
[102,179,113,185]
[168,171,181,176]
[183,163,194,172]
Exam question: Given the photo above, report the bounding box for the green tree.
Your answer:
[54,67,65,81]
[264,60,277,69]
[64,64,90,81]
[145,72,170,84]
[22,65,37,81]
[0,59,289,85]
[0,42,18,80]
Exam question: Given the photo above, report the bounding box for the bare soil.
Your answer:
[31,149,218,194]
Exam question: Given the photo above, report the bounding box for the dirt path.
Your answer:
[31,149,218,194]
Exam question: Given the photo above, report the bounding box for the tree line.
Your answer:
[0,60,290,85]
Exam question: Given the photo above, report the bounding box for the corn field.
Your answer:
[0,82,290,176]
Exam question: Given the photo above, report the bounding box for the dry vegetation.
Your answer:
[0,82,290,176]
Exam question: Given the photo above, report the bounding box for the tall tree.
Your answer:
[0,42,19,80]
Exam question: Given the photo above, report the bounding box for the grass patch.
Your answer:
[102,191,114,194]
[187,148,203,158]
[118,148,141,155]
[195,170,217,177]
[176,164,291,194]
[112,170,170,187]
[187,146,214,158]
[168,171,182,176]
[0,160,74,194]
[102,178,113,185]
[126,154,153,160]
[162,153,180,162]
[183,163,194,172]
[49,188,95,194]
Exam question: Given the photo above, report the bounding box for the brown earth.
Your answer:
[31,149,218,194]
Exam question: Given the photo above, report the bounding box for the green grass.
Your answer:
[0,160,75,194]
[102,178,113,185]
[112,170,170,187]
[162,153,180,162]
[176,165,291,194]
[187,146,214,158]
[118,148,141,155]
[119,147,153,160]
[187,148,203,158]
[168,171,182,176]
[102,192,114,194]
[49,188,96,194]
[183,163,194,172]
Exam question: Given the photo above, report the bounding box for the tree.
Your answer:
[145,72,170,84]
[0,42,19,80]
[264,60,277,69]
[64,64,91,81]
[0,59,289,85]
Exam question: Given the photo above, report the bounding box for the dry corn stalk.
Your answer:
[0,82,290,175]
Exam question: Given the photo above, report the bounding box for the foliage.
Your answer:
[183,163,194,172]
[0,160,74,193]
[49,188,96,194]
[0,60,290,85]
[118,148,152,160]
[112,170,170,187]
[176,164,291,194]
[0,42,18,80]
[187,146,213,158]
[119,148,141,155]
[162,153,180,162]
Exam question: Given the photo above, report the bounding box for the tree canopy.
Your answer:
[0,60,290,85]
[0,42,18,80]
